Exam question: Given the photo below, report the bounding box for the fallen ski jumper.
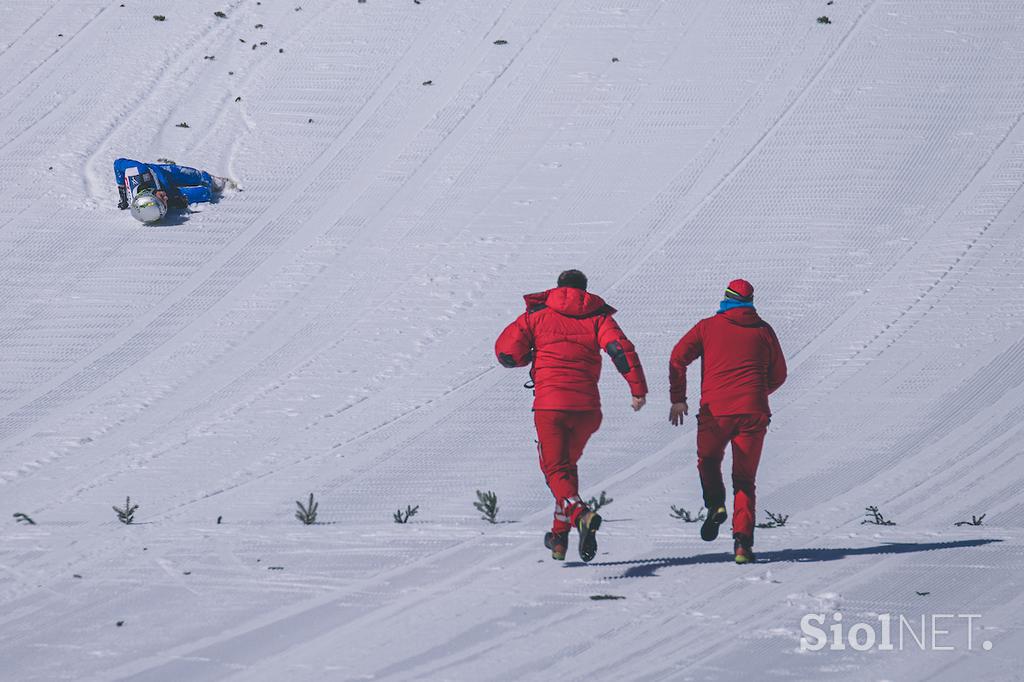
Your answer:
[113,157,233,223]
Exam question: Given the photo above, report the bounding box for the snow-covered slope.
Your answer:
[2,1,1023,680]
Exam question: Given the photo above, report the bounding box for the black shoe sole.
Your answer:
[700,508,728,542]
[578,514,602,562]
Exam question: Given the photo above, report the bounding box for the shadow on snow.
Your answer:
[567,538,1002,578]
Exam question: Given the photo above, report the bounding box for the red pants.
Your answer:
[696,410,770,541]
[535,409,602,533]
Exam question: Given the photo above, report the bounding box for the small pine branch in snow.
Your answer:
[474,490,499,524]
[817,16,832,24]
[393,505,419,524]
[756,511,789,529]
[954,514,986,527]
[13,512,36,525]
[586,491,613,513]
[295,493,318,525]
[861,505,895,526]
[113,497,139,525]
[669,505,705,523]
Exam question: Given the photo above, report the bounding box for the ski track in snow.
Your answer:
[1,1,1023,680]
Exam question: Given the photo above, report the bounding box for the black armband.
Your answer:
[499,350,533,368]
[605,341,631,374]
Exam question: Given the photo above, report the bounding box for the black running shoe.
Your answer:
[700,506,728,541]
[576,511,602,562]
[734,533,756,564]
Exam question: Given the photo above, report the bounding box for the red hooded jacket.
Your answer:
[495,287,647,411]
[669,306,786,416]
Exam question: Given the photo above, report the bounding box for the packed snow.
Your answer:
[1,1,1023,680]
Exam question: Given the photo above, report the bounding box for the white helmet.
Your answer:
[130,189,167,224]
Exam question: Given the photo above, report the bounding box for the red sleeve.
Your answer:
[597,315,647,397]
[765,325,787,394]
[669,321,703,404]
[495,313,534,368]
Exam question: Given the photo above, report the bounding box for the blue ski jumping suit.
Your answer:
[113,158,215,209]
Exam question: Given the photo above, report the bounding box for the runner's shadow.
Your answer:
[567,539,1002,578]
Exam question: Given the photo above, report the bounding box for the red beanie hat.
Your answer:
[725,279,754,302]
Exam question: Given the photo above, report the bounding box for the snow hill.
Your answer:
[2,1,1023,680]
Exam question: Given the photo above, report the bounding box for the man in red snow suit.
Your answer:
[495,270,647,562]
[668,279,786,564]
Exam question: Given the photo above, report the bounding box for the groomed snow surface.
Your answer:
[2,1,1023,680]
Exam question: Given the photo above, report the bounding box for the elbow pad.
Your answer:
[605,341,631,374]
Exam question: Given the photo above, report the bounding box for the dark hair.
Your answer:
[557,269,588,290]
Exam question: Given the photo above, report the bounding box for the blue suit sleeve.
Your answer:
[113,158,143,186]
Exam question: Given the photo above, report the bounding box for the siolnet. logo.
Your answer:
[799,612,993,652]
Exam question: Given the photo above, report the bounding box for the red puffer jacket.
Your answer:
[495,287,647,411]
[669,306,786,415]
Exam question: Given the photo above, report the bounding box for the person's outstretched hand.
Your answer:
[632,396,646,412]
[669,401,689,426]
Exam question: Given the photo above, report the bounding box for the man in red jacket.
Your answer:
[668,279,786,564]
[496,270,647,562]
